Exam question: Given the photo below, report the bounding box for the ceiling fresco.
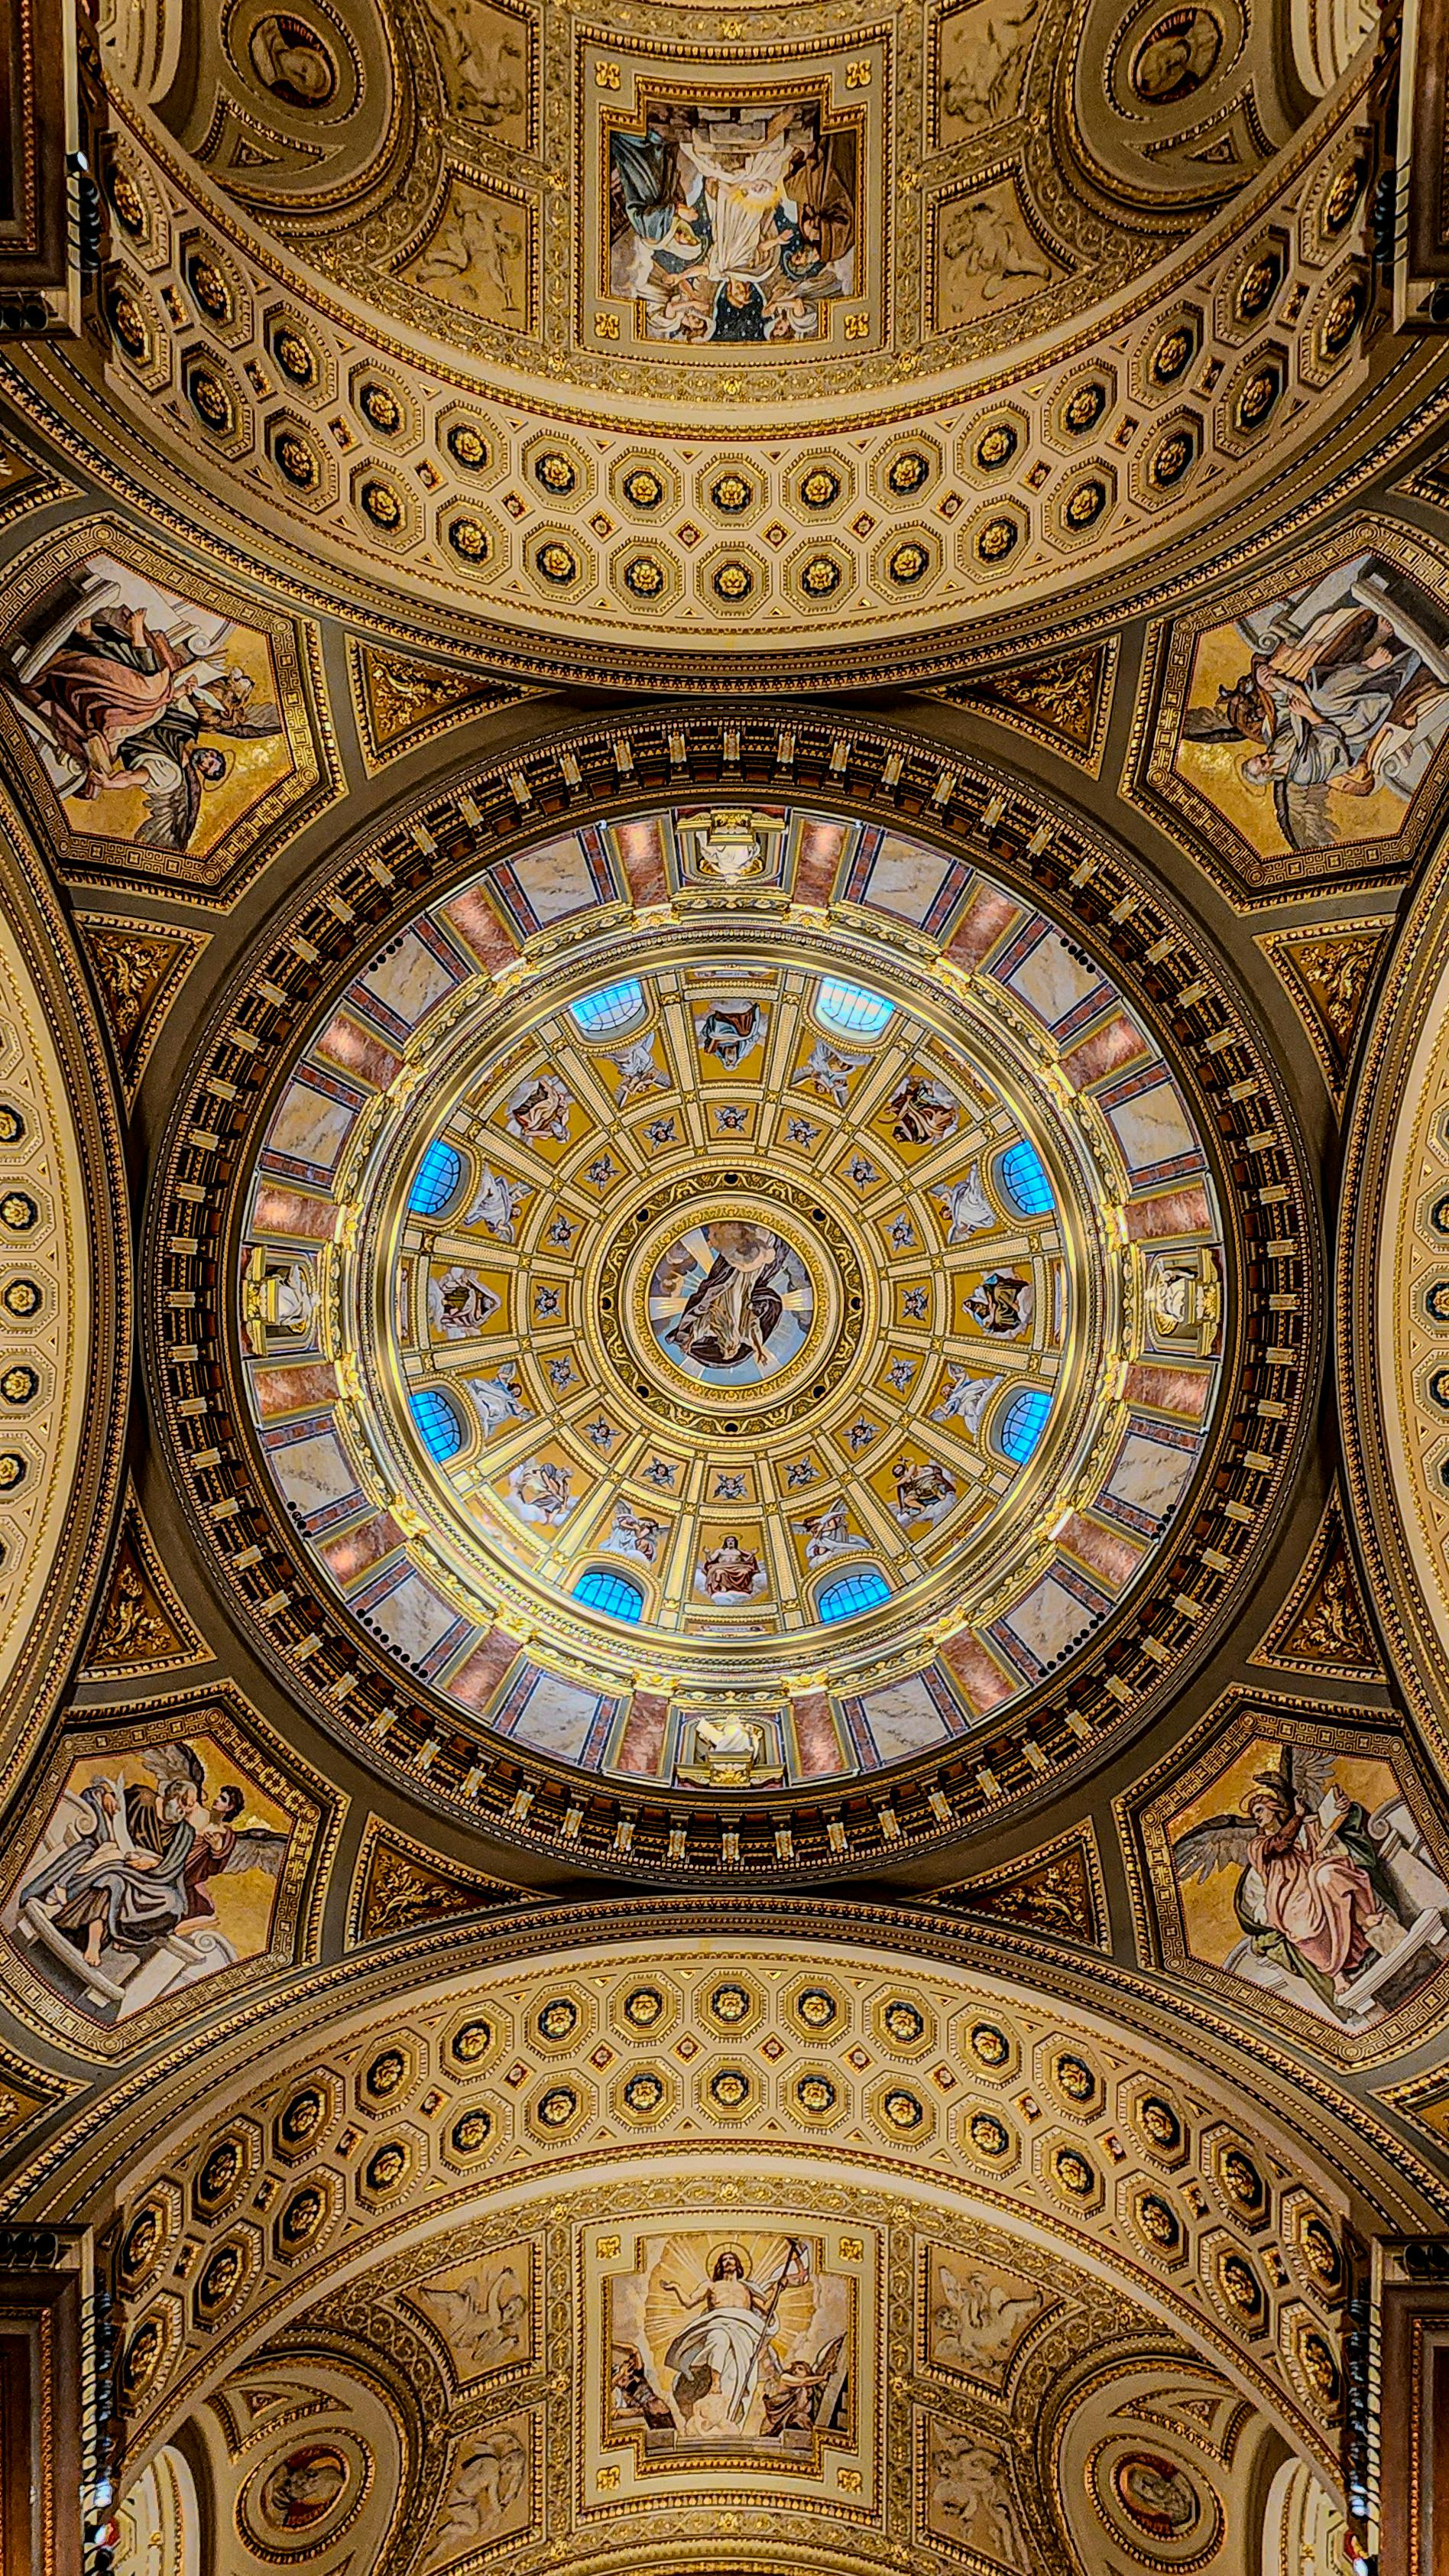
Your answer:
[145,721,1318,1874]
[0,0,1421,680]
[5,0,1449,2568]
[94,1939,1364,2576]
[233,811,1229,1754]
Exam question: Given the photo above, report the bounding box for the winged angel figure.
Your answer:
[930,2262,1042,2368]
[16,1741,288,1986]
[1170,1743,1412,2013]
[410,2259,530,2374]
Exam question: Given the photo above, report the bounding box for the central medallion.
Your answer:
[600,1175,859,1432]
[646,1214,814,1387]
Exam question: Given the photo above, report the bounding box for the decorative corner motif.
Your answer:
[73,914,209,1107]
[1117,1688,1449,2065]
[346,638,536,773]
[930,1822,1108,1949]
[1253,917,1389,1108]
[80,1485,211,1682]
[346,1815,529,1946]
[0,429,75,529]
[1376,2062,1449,2157]
[932,639,1117,777]
[1250,1495,1386,1682]
[0,2042,80,2158]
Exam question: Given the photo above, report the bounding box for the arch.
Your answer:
[407,1387,465,1462]
[118,2443,200,2576]
[568,979,647,1037]
[815,1565,891,1621]
[997,1386,1052,1463]
[997,1139,1054,1217]
[407,1139,465,1218]
[572,1567,645,1622]
[99,1933,1358,2535]
[815,978,893,1040]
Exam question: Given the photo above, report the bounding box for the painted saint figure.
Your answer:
[964,1270,1032,1336]
[663,2241,810,2431]
[1172,1744,1419,2012]
[611,99,856,344]
[1179,553,1449,850]
[16,1742,286,1977]
[667,1221,786,1371]
[697,1533,765,1598]
[890,1072,960,1145]
[2,581,283,852]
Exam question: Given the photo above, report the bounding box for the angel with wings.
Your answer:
[1171,1743,1407,2011]
[929,2260,1042,2367]
[18,1741,289,1974]
[122,667,282,853]
[793,1039,866,1108]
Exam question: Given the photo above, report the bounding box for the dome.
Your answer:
[6,0,1391,680]
[160,734,1308,1872]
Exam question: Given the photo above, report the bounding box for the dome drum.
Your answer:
[150,714,1315,1879]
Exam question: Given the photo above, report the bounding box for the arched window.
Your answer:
[409,1387,464,1461]
[408,1138,463,1218]
[569,978,646,1037]
[572,1567,645,1621]
[817,1566,891,1622]
[816,978,893,1040]
[999,1140,1054,1216]
[999,1387,1051,1462]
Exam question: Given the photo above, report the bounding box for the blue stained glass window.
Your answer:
[569,979,645,1036]
[408,1140,463,1217]
[409,1387,464,1461]
[1000,1387,1052,1462]
[817,978,893,1039]
[572,1568,645,1621]
[1000,1140,1054,1216]
[817,1567,892,1623]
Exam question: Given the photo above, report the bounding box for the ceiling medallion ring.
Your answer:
[146,725,1315,1875]
[605,1173,858,1432]
[333,911,1115,1688]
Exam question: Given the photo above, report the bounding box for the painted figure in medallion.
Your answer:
[939,1166,996,1238]
[965,1270,1032,1335]
[794,1038,865,1105]
[669,1221,784,1369]
[889,1072,960,1144]
[893,1457,957,1526]
[429,1267,501,1337]
[465,1166,529,1241]
[0,557,287,855]
[609,1505,666,1565]
[5,1736,292,2026]
[650,1218,812,1384]
[932,1366,1000,1431]
[507,1459,572,1524]
[505,1072,572,1144]
[465,1372,530,1437]
[695,1000,767,1066]
[696,1534,767,1598]
[1169,1738,1449,2029]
